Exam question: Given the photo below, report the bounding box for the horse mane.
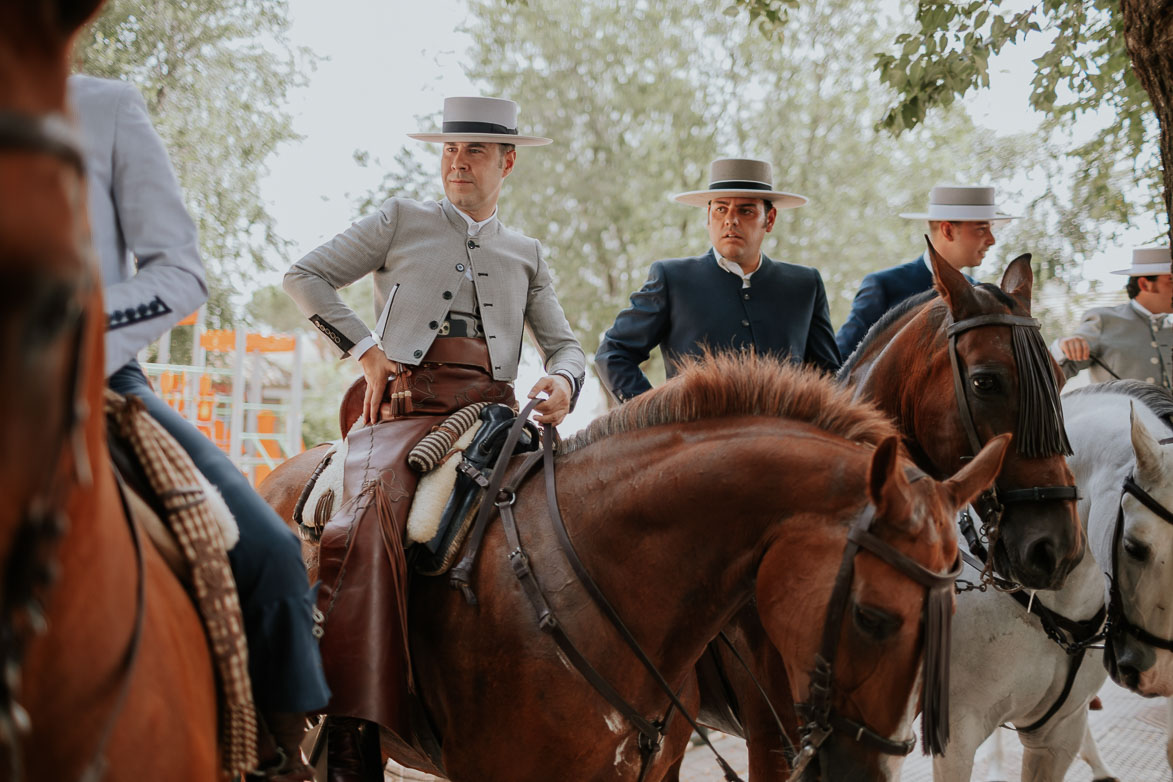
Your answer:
[837,288,939,379]
[1066,380,1173,434]
[564,352,898,454]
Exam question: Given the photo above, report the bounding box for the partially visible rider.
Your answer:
[69,74,330,780]
[283,95,586,782]
[1052,246,1173,389]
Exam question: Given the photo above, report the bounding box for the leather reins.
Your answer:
[787,494,963,781]
[946,312,1077,589]
[0,107,144,782]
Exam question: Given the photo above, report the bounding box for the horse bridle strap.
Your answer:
[794,501,961,779]
[0,110,86,174]
[1108,476,1173,651]
[498,424,744,782]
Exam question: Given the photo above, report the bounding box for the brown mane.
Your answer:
[564,351,898,454]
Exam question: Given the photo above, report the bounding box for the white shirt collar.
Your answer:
[454,205,498,237]
[714,250,760,288]
[1131,299,1171,328]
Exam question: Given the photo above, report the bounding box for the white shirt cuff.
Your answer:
[352,335,379,362]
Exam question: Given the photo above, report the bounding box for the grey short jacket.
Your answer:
[69,75,207,377]
[1051,300,1173,388]
[284,197,585,385]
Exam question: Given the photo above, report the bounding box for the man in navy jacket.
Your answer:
[834,184,1016,359]
[596,158,839,402]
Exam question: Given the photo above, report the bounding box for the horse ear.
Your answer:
[943,433,1010,511]
[927,235,980,319]
[868,435,912,522]
[1130,403,1166,485]
[1000,253,1034,313]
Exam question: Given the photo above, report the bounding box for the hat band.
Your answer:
[441,120,519,136]
[709,179,771,191]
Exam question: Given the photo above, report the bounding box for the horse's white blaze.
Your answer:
[612,735,631,768]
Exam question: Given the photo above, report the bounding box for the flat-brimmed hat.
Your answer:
[1111,246,1172,276]
[673,158,807,209]
[407,96,551,146]
[899,184,1017,222]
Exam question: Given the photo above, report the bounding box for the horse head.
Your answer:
[1103,402,1173,696]
[846,238,1083,591]
[754,432,1007,780]
[0,0,105,769]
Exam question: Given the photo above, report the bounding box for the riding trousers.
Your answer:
[108,361,331,714]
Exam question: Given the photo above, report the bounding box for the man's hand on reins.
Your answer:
[529,374,572,426]
[1058,336,1090,362]
[358,346,409,424]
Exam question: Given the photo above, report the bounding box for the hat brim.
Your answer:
[673,188,808,209]
[407,132,551,146]
[1111,263,1172,276]
[899,210,1017,223]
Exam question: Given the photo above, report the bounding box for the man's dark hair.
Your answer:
[1127,274,1158,299]
[762,198,773,212]
[498,143,516,160]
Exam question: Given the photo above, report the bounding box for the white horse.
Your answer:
[929,380,1173,782]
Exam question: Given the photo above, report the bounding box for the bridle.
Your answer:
[945,311,1076,589]
[787,491,962,781]
[1107,475,1173,657]
[0,107,93,779]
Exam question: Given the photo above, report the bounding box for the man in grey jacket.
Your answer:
[284,96,585,782]
[69,74,329,781]
[1052,246,1173,388]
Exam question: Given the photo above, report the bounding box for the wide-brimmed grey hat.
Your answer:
[1111,246,1172,276]
[408,96,551,146]
[900,184,1017,222]
[673,158,807,209]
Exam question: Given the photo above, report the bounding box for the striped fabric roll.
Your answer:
[408,402,490,472]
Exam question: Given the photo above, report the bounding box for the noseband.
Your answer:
[0,108,91,778]
[946,312,1076,588]
[1107,476,1173,654]
[788,496,963,781]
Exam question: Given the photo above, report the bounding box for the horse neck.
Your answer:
[552,420,863,673]
[0,10,72,113]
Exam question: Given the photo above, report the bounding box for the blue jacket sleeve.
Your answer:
[594,262,671,402]
[835,273,887,360]
[805,271,841,372]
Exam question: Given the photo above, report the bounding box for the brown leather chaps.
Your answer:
[315,338,516,736]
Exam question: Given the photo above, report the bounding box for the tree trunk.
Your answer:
[1121,0,1173,265]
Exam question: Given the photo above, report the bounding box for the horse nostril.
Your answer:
[1026,537,1057,577]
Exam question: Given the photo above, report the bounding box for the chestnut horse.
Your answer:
[675,244,1084,781]
[261,355,1007,781]
[0,3,218,780]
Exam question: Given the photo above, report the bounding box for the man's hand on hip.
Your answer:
[1058,336,1090,362]
[528,374,572,426]
[358,345,409,424]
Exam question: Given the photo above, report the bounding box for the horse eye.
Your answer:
[853,604,901,640]
[971,374,999,394]
[1123,537,1151,563]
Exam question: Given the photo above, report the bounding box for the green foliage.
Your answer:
[76,0,314,329]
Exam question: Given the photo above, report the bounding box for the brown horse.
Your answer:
[678,243,1084,781]
[0,3,218,780]
[261,355,1006,781]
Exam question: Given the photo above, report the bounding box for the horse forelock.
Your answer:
[564,352,898,455]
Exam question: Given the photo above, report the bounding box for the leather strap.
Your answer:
[1108,476,1173,651]
[447,397,541,604]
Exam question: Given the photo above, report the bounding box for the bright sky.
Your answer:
[261,1,1164,430]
